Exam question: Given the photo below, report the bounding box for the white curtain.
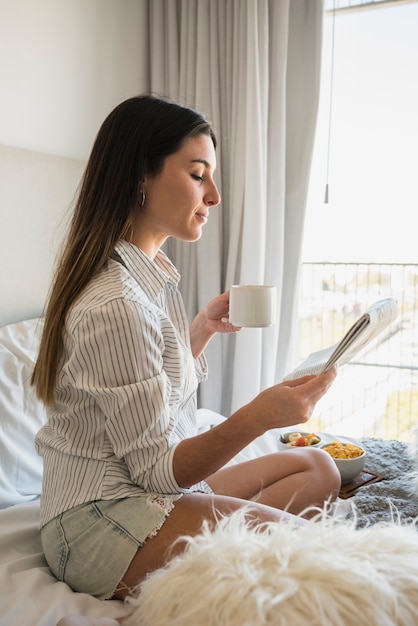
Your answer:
[146,0,323,420]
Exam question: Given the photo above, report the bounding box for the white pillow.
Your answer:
[0,318,46,508]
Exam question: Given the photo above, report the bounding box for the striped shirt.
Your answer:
[35,240,210,527]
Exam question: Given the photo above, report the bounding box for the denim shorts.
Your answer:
[41,495,181,600]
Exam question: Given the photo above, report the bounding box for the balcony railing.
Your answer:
[296,262,418,442]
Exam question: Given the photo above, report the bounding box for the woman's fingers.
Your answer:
[254,366,338,429]
[285,367,337,393]
[288,369,337,409]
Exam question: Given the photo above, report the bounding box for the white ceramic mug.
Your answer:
[229,285,277,327]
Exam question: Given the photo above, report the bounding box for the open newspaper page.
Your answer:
[283,298,398,381]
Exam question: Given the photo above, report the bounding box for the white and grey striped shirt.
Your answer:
[36,240,210,527]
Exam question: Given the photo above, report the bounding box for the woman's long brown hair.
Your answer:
[31,95,216,405]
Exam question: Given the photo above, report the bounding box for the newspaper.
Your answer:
[284,297,398,380]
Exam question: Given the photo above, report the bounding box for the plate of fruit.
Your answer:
[277,431,322,449]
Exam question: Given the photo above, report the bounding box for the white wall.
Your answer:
[0,0,149,160]
[0,0,150,325]
[0,144,86,326]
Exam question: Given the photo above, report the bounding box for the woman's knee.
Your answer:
[305,448,341,494]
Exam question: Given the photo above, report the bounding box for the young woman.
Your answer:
[32,95,340,606]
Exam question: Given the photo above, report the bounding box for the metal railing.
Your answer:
[324,0,414,14]
[296,262,418,441]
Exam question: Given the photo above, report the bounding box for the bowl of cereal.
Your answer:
[320,439,366,484]
[278,431,322,450]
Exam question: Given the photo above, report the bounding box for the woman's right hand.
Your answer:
[173,367,337,489]
[247,366,338,433]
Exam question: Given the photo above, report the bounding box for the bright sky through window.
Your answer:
[303,1,418,263]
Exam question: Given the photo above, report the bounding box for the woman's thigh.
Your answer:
[113,491,293,600]
[41,497,175,600]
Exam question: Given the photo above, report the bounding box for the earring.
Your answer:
[138,190,146,207]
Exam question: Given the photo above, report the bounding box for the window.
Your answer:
[304,0,418,264]
[298,0,418,441]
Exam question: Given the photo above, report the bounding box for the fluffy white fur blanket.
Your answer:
[125,508,418,626]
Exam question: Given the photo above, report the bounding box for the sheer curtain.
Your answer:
[146,0,323,423]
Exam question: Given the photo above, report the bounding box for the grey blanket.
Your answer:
[346,437,418,527]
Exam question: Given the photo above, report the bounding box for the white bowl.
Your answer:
[277,431,322,450]
[320,441,366,484]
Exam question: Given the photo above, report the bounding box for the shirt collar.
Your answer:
[113,240,181,300]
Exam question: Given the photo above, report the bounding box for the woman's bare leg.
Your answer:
[207,448,341,514]
[112,449,340,601]
[112,492,296,600]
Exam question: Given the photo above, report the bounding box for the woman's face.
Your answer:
[132,133,221,258]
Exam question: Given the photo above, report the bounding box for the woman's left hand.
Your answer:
[189,291,242,359]
[202,290,242,334]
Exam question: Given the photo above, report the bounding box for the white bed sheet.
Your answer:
[0,500,129,626]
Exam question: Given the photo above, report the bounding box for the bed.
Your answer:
[0,317,251,626]
[0,317,273,626]
[2,146,418,626]
[0,144,277,626]
[2,318,418,626]
[0,143,133,625]
[0,319,131,625]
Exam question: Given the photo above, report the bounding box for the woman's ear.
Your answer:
[137,180,146,207]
